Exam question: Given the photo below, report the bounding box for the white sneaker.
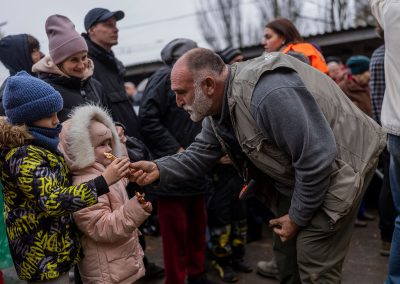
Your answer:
[257,259,279,279]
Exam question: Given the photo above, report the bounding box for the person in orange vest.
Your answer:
[263,18,328,73]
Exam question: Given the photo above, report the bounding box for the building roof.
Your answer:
[125,24,381,81]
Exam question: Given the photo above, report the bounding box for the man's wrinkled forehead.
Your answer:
[171,60,194,90]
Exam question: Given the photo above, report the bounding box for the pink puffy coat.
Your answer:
[73,165,149,284]
[58,105,150,283]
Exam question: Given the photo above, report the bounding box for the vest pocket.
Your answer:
[241,134,290,178]
[322,158,360,223]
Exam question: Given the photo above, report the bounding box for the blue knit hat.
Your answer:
[346,55,370,75]
[3,71,63,125]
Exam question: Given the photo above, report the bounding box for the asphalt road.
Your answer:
[138,214,388,284]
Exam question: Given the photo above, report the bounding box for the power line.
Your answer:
[119,13,197,30]
[295,12,332,24]
[119,0,258,30]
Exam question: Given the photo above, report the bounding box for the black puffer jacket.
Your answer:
[140,66,209,196]
[83,34,142,140]
[38,73,107,122]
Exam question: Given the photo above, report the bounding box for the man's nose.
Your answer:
[176,95,184,108]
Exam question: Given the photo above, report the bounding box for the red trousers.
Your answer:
[157,195,207,284]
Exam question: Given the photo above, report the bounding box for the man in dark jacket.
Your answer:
[82,8,142,139]
[139,39,216,284]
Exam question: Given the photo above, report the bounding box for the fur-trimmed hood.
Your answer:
[58,105,121,171]
[0,116,33,149]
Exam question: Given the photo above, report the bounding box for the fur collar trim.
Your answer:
[0,116,33,148]
[32,55,94,80]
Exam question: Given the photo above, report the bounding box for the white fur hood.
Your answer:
[58,105,122,171]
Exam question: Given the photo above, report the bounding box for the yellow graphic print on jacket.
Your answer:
[0,118,101,282]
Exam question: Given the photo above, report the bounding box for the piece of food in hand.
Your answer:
[104,152,117,161]
[104,152,135,176]
[136,192,146,204]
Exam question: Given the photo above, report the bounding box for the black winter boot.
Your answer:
[212,259,238,283]
[187,272,218,284]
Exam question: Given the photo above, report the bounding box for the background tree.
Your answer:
[196,0,374,50]
[195,0,303,51]
[195,0,243,50]
[354,0,375,27]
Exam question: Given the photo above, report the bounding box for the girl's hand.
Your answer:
[102,158,130,186]
[141,201,152,213]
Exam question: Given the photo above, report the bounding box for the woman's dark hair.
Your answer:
[266,18,303,44]
[26,34,40,54]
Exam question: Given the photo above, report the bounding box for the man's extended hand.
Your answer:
[269,214,299,242]
[130,161,160,185]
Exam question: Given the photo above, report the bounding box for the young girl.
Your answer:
[0,71,130,284]
[58,105,151,284]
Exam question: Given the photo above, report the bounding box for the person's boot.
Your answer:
[232,258,253,273]
[354,218,368,227]
[231,233,252,274]
[187,272,218,284]
[212,260,238,283]
[142,256,164,280]
[209,225,236,282]
[257,257,279,279]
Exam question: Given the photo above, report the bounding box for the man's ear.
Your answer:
[203,77,215,96]
[88,26,95,35]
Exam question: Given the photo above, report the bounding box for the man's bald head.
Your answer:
[174,47,226,78]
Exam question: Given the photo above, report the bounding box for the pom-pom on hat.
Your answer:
[346,55,370,75]
[2,71,63,125]
[46,14,88,65]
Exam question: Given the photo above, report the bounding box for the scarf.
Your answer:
[28,124,62,153]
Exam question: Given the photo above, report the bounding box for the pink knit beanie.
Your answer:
[45,14,88,64]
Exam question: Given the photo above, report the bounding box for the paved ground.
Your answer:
[2,212,388,283]
[138,214,388,284]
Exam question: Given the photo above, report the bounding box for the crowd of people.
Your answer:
[0,1,398,283]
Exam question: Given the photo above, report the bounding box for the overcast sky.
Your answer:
[0,0,210,82]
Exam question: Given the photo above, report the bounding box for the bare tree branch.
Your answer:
[196,0,371,50]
